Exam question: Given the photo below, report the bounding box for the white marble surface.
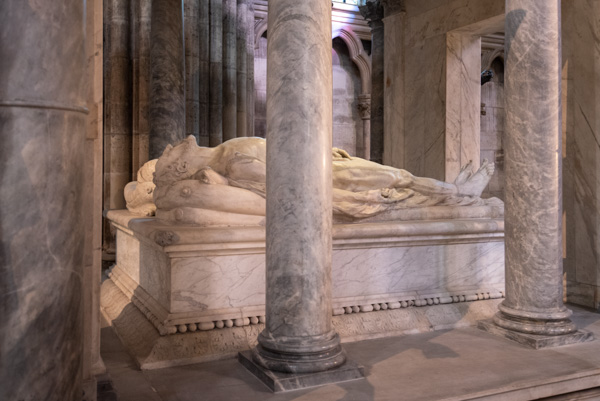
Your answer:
[562,0,600,310]
[445,32,481,183]
[388,0,504,180]
[105,211,504,335]
[493,0,577,337]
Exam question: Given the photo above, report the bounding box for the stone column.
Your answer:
[239,0,363,391]
[480,0,593,348]
[132,0,152,170]
[359,0,384,164]
[358,94,372,160]
[209,0,223,146]
[149,0,185,159]
[222,0,237,141]
[0,1,87,400]
[236,0,249,137]
[246,1,255,138]
[184,0,200,144]
[198,0,211,146]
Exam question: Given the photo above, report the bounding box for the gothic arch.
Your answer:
[332,27,372,94]
[254,18,268,49]
[481,48,504,71]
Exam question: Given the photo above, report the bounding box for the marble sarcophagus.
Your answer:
[102,206,504,369]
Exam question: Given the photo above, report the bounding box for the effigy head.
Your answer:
[153,136,208,186]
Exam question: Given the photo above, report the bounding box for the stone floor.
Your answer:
[101,305,600,401]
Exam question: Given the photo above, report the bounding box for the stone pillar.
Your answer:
[359,0,384,164]
[236,0,249,138]
[222,0,237,141]
[132,0,152,170]
[239,0,364,392]
[0,1,87,400]
[184,0,200,143]
[358,94,372,160]
[149,0,185,159]
[209,0,223,146]
[198,0,211,146]
[479,0,593,348]
[246,1,255,138]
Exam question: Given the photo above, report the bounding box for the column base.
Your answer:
[238,351,365,392]
[252,330,347,373]
[478,319,594,349]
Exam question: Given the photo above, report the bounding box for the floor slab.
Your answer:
[101,305,600,401]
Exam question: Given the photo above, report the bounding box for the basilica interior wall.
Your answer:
[384,0,504,181]
[562,0,600,310]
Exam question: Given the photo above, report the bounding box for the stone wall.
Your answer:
[562,0,600,310]
[383,0,504,180]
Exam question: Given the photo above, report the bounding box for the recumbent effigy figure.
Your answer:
[125,136,500,226]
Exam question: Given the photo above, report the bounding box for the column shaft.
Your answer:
[359,0,384,164]
[132,0,152,170]
[253,0,345,374]
[358,94,372,159]
[184,0,200,143]
[198,0,211,146]
[236,0,248,137]
[209,0,223,146]
[149,0,185,159]
[246,1,255,138]
[495,0,575,335]
[222,0,237,141]
[0,1,87,399]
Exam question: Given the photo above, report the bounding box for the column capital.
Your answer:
[357,94,371,120]
[359,0,384,28]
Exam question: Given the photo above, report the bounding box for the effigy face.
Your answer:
[124,136,502,226]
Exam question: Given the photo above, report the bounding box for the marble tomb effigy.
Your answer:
[101,137,505,369]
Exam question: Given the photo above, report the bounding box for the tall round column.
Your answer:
[149,0,185,159]
[209,0,223,146]
[252,0,345,373]
[359,0,384,164]
[494,0,575,336]
[0,1,86,399]
[222,0,237,141]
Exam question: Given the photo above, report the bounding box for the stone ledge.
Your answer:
[238,351,365,392]
[478,320,595,349]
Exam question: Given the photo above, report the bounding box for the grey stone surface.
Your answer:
[198,0,211,146]
[209,0,224,146]
[256,0,346,374]
[479,320,594,350]
[103,305,600,401]
[149,0,185,158]
[222,0,237,141]
[238,351,364,392]
[246,1,255,138]
[0,1,87,399]
[184,0,201,144]
[360,0,384,164]
[236,0,249,138]
[494,0,578,337]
